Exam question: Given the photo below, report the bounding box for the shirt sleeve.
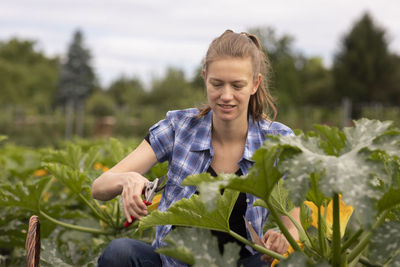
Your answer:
[148,111,175,163]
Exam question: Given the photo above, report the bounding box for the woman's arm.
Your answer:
[91,139,158,222]
[261,207,301,262]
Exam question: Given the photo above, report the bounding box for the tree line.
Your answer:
[0,12,399,140]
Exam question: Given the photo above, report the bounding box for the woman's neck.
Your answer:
[212,115,248,145]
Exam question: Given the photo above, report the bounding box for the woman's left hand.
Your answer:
[260,229,289,262]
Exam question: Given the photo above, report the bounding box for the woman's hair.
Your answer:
[198,29,276,121]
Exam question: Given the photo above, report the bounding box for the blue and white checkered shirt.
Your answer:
[148,108,293,267]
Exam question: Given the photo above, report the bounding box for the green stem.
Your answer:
[228,230,285,260]
[78,193,110,224]
[358,256,382,267]
[317,204,327,257]
[347,210,388,262]
[332,193,341,267]
[284,210,312,247]
[40,177,55,200]
[341,229,363,253]
[115,199,121,226]
[266,198,302,252]
[39,210,110,235]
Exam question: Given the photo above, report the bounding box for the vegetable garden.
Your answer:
[0,118,399,266]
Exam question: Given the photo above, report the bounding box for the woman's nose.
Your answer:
[220,87,234,101]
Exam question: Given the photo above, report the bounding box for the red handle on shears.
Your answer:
[124,200,152,228]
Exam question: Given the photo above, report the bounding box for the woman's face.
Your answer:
[203,57,261,124]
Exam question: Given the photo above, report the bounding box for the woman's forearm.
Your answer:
[91,171,126,201]
[281,207,301,240]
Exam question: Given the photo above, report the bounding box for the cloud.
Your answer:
[1,0,399,87]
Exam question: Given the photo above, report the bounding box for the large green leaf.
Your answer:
[279,251,331,267]
[1,145,42,180]
[314,124,346,156]
[42,144,100,172]
[378,187,400,213]
[369,221,400,265]
[44,163,89,195]
[0,177,50,212]
[139,189,239,233]
[182,172,233,212]
[265,119,400,227]
[306,172,328,206]
[265,179,294,215]
[182,144,283,210]
[157,227,240,266]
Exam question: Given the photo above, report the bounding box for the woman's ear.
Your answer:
[252,73,262,95]
[202,68,207,81]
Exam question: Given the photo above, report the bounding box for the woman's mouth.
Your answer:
[218,104,236,111]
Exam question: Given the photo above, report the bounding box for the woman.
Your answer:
[92,30,300,267]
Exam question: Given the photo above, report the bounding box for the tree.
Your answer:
[107,75,145,114]
[57,29,95,138]
[249,27,302,107]
[146,67,205,112]
[249,27,333,108]
[0,38,59,114]
[333,12,400,106]
[298,57,334,106]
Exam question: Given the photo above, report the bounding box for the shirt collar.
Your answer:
[189,110,213,152]
[190,111,262,163]
[242,116,262,163]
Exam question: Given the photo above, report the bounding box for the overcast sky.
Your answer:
[2,0,400,88]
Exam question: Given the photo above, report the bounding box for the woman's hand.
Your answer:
[260,229,289,262]
[120,172,150,223]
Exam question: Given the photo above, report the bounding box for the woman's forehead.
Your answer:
[206,57,254,79]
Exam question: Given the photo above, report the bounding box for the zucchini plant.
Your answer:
[139,119,400,266]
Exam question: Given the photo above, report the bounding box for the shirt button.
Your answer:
[246,198,250,203]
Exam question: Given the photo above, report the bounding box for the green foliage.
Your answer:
[86,91,115,117]
[249,27,333,107]
[107,76,145,111]
[157,227,241,266]
[142,118,400,266]
[57,29,95,104]
[0,138,166,265]
[0,38,59,111]
[146,68,204,111]
[139,189,239,232]
[369,221,400,266]
[333,12,400,105]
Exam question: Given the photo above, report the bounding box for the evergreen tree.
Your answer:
[57,29,95,138]
[333,12,400,106]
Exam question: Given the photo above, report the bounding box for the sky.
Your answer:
[1,0,400,88]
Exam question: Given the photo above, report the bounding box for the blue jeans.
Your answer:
[97,238,270,267]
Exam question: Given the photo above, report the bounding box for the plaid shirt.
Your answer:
[148,108,293,267]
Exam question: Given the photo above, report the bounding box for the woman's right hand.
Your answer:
[120,172,150,223]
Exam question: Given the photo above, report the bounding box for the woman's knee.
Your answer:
[98,238,161,267]
[98,238,136,266]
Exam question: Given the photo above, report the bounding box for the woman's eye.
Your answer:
[233,84,243,90]
[211,83,222,87]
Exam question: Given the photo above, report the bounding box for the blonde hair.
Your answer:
[198,29,276,121]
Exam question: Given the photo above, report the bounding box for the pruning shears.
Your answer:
[124,175,166,228]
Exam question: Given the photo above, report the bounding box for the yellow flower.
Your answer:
[93,162,104,171]
[304,195,353,240]
[94,162,109,173]
[34,169,48,177]
[148,194,162,211]
[271,241,304,267]
[102,166,109,172]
